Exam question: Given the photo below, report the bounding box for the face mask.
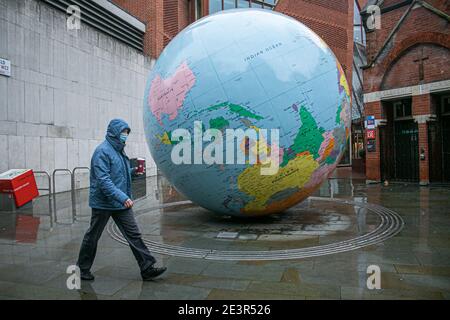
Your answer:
[119,133,128,143]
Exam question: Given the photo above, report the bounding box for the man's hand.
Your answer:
[124,199,134,208]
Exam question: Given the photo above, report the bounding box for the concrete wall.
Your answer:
[0,0,157,194]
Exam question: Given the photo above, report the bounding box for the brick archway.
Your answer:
[373,32,450,92]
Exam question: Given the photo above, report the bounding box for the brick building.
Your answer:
[361,0,450,184]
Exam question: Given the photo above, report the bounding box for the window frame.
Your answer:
[393,100,413,121]
[208,0,276,14]
[442,95,450,116]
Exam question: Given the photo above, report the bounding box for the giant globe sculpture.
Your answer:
[143,9,351,217]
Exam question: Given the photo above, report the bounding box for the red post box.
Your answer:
[0,169,39,208]
[136,158,146,174]
[131,158,146,175]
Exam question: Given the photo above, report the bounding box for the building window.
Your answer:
[442,95,450,115]
[353,0,366,45]
[224,0,235,10]
[238,0,251,7]
[195,0,203,20]
[252,1,263,8]
[393,100,412,119]
[209,0,222,13]
[208,0,277,14]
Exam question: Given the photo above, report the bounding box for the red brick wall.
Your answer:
[111,0,150,22]
[380,44,450,90]
[112,0,192,58]
[163,0,178,47]
[275,0,354,84]
[412,93,432,116]
[364,1,449,64]
[112,0,160,57]
[363,2,450,93]
[178,0,191,31]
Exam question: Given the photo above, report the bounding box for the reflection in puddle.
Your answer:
[136,198,379,251]
[0,174,448,253]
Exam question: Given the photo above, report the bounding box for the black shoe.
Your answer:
[142,266,167,281]
[80,270,95,281]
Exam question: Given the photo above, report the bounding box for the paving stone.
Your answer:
[206,288,306,300]
[394,264,450,277]
[0,175,450,299]
[0,283,84,300]
[137,282,211,300]
[340,286,445,300]
[43,273,132,297]
[201,263,284,282]
[163,273,251,291]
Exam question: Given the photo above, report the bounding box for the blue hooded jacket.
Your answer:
[89,119,134,210]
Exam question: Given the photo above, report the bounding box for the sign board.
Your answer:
[367,139,376,153]
[367,129,376,139]
[366,115,375,129]
[0,58,11,77]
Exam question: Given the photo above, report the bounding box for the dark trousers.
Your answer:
[77,208,156,274]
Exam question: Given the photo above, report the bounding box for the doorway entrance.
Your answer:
[429,94,450,183]
[394,120,419,182]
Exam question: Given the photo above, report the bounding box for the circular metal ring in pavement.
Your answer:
[107,197,404,261]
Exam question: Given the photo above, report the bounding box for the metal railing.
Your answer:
[71,167,90,190]
[32,170,53,226]
[33,170,52,196]
[52,168,74,224]
[71,167,90,220]
[2,167,91,224]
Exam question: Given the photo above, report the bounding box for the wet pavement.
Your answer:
[0,170,450,300]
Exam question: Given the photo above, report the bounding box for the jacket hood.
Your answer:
[106,119,131,152]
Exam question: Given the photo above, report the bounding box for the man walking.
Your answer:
[77,118,166,281]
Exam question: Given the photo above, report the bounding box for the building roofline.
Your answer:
[42,0,146,52]
[361,0,449,69]
[94,0,145,32]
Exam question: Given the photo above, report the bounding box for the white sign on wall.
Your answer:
[0,58,11,77]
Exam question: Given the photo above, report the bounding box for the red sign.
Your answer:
[0,169,39,207]
[136,158,146,174]
[367,129,376,139]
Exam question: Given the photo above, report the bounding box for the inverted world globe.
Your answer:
[143,9,351,217]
